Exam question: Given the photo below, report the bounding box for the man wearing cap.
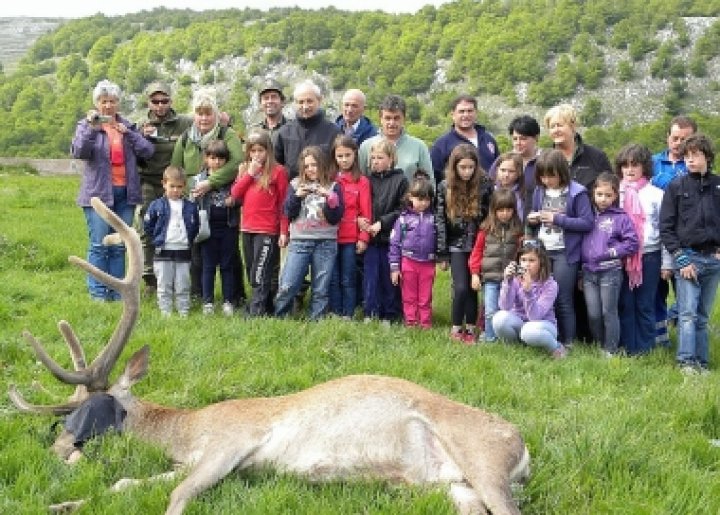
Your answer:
[335,89,377,145]
[255,79,287,137]
[138,82,193,294]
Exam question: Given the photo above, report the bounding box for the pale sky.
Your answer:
[5,0,452,18]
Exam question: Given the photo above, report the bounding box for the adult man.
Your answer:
[651,115,697,190]
[358,95,433,183]
[334,89,377,145]
[273,80,341,179]
[138,82,193,294]
[255,78,287,137]
[430,94,499,184]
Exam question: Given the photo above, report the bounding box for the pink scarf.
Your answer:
[621,178,647,289]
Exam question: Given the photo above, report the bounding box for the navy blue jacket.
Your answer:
[430,124,500,183]
[143,196,200,248]
[334,115,378,146]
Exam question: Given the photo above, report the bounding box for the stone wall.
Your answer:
[0,158,80,175]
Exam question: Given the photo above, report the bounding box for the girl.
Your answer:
[436,143,492,343]
[581,172,639,356]
[192,140,239,316]
[328,135,372,319]
[616,144,673,355]
[229,129,289,317]
[493,240,567,358]
[359,138,408,323]
[494,152,526,220]
[469,188,523,342]
[527,149,593,346]
[274,146,344,320]
[389,171,437,328]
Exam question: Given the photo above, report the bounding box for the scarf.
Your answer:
[188,123,220,151]
[621,177,647,289]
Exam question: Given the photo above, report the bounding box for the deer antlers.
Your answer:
[9,197,142,415]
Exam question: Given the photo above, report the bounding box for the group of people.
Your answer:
[71,77,720,374]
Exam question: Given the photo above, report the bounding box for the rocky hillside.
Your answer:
[0,18,62,72]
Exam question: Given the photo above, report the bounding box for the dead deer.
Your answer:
[9,197,531,515]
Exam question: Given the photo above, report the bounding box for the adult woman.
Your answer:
[72,79,154,301]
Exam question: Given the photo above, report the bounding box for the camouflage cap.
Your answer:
[258,78,285,101]
[146,81,171,97]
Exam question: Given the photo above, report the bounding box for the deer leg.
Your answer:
[111,470,179,492]
[449,482,487,514]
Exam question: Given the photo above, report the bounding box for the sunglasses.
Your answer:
[150,98,170,105]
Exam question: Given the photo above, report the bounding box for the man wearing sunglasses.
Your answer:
[137,82,193,296]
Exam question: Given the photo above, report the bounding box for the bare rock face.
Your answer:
[0,18,62,72]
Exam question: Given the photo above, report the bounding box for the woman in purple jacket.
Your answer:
[72,79,154,301]
[492,240,567,359]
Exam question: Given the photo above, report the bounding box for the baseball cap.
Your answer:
[146,81,171,97]
[258,78,285,101]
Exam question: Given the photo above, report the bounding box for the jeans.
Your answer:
[400,257,435,328]
[83,186,135,300]
[483,281,501,341]
[363,243,401,320]
[492,310,561,353]
[548,250,578,345]
[583,268,622,353]
[275,239,337,320]
[329,242,358,317]
[137,180,164,284]
[674,252,720,367]
[619,251,661,355]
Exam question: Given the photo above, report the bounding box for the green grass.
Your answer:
[1,169,719,514]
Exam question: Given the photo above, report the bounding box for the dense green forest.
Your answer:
[3,0,720,158]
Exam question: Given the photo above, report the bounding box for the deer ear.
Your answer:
[124,345,149,384]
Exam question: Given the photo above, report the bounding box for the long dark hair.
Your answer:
[518,240,551,282]
[446,143,483,219]
[330,134,361,181]
[480,188,522,237]
[297,146,331,187]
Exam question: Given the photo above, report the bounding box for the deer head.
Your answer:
[8,197,141,415]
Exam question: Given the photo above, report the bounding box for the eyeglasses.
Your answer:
[150,98,170,105]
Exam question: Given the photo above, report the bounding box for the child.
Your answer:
[494,152,526,220]
[436,143,492,343]
[229,129,289,317]
[469,188,523,343]
[660,134,720,374]
[581,172,639,357]
[616,144,673,355]
[359,138,408,323]
[493,240,567,358]
[143,166,200,317]
[275,146,344,320]
[527,149,593,346]
[389,170,436,328]
[192,140,239,316]
[328,135,372,319]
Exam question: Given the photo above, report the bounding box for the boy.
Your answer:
[144,166,199,317]
[659,134,720,373]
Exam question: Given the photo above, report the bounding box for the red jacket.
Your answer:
[335,171,372,244]
[230,164,289,235]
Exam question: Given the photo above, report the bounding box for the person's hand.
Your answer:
[357,217,371,232]
[192,180,211,198]
[503,262,517,279]
[142,123,157,137]
[278,234,289,248]
[356,240,368,254]
[679,263,697,282]
[538,210,555,224]
[471,274,481,291]
[315,185,329,197]
[112,121,128,134]
[391,271,401,286]
[368,221,381,236]
[526,212,541,225]
[520,267,533,291]
[296,186,310,197]
[439,261,449,272]
[225,197,235,207]
[660,268,673,280]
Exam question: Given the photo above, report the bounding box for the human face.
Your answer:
[96,95,119,116]
[303,155,319,181]
[539,174,561,189]
[496,207,514,223]
[205,154,227,173]
[685,148,709,175]
[496,159,520,188]
[380,109,404,140]
[593,182,617,212]
[370,150,392,172]
[148,94,172,118]
[260,90,283,118]
[163,178,185,201]
[342,92,364,124]
[294,88,320,119]
[335,145,356,172]
[456,158,476,182]
[511,131,538,160]
[248,144,268,167]
[519,252,541,280]
[548,116,575,148]
[620,161,644,182]
[410,196,431,212]
[451,100,477,131]
[194,107,217,135]
[667,124,695,161]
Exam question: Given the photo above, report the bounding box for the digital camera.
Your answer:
[91,114,113,124]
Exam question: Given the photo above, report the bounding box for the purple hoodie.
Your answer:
[388,208,437,270]
[581,206,639,272]
[498,276,558,326]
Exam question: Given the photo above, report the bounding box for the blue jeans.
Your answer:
[583,268,622,353]
[82,186,135,300]
[492,310,561,353]
[548,250,578,345]
[483,281,501,341]
[619,251,661,355]
[275,239,337,320]
[329,242,357,317]
[363,243,401,320]
[674,252,720,367]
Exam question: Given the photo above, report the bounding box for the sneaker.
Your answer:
[160,310,172,318]
[552,344,568,360]
[222,302,234,317]
[698,364,711,375]
[450,330,465,343]
[679,363,698,375]
[461,330,477,345]
[203,303,214,315]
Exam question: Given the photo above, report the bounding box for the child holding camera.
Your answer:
[492,240,567,359]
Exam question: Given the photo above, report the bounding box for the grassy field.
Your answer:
[1,168,719,514]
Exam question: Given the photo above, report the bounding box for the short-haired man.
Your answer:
[430,94,500,184]
[358,95,433,184]
[651,115,697,190]
[335,89,377,145]
[273,80,341,179]
[256,78,287,137]
[138,81,193,294]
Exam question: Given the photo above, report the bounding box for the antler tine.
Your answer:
[58,320,87,371]
[8,384,80,415]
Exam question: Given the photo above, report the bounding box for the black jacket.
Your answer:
[273,110,341,180]
[659,171,720,256]
[368,168,409,245]
[435,178,492,259]
[558,133,612,190]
